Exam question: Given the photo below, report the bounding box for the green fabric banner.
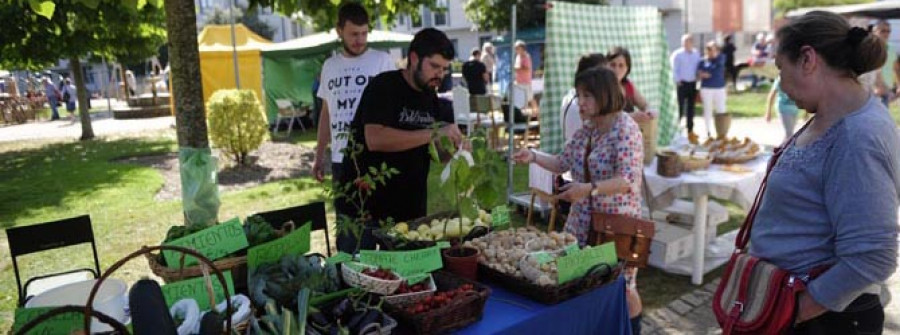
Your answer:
[261,55,326,123]
[541,2,679,153]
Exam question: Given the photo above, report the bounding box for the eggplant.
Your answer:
[309,312,331,329]
[350,310,383,335]
[329,298,352,320]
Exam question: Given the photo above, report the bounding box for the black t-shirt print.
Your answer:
[342,70,455,223]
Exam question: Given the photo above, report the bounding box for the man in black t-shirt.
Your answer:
[462,48,488,95]
[339,28,462,251]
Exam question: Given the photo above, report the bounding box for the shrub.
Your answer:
[206,89,269,165]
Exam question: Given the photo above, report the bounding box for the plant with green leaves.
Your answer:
[206,89,270,165]
[431,128,506,237]
[247,0,440,31]
[329,131,400,253]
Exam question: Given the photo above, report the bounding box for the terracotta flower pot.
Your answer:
[441,246,480,281]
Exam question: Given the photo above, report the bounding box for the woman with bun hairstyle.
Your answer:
[746,11,900,334]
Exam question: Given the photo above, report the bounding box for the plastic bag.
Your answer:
[179,147,221,227]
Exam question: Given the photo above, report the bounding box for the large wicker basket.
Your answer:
[477,260,623,305]
[373,212,490,251]
[381,274,436,306]
[147,221,296,284]
[383,271,491,334]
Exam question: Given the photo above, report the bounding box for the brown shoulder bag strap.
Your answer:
[734,118,814,250]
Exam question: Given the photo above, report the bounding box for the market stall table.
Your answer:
[456,276,631,335]
[644,155,769,285]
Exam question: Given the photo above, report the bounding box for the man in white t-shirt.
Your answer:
[312,3,394,252]
[312,2,394,182]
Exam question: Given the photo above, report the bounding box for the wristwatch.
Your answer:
[590,181,599,196]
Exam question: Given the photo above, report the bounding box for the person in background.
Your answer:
[125,70,137,97]
[311,3,395,253]
[765,76,801,143]
[607,46,655,122]
[514,40,539,115]
[721,34,738,90]
[61,78,77,120]
[697,41,728,138]
[462,48,488,95]
[480,42,496,86]
[42,77,61,121]
[560,53,608,144]
[748,11,899,334]
[341,28,461,251]
[670,34,702,142]
[515,66,645,334]
[872,20,898,107]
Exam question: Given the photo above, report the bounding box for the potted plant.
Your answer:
[434,129,505,280]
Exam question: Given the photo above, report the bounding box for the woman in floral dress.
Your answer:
[513,66,645,333]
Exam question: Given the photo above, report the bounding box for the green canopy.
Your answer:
[260,29,413,123]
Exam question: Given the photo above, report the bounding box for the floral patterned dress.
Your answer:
[559,112,644,245]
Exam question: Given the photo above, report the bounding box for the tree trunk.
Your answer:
[165,0,208,149]
[70,56,95,141]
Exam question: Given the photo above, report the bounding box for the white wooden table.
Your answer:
[644,155,769,285]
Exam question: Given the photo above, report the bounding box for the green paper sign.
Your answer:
[491,205,510,228]
[358,246,443,276]
[404,273,430,285]
[13,307,83,335]
[326,251,353,265]
[534,251,554,264]
[564,243,580,255]
[247,222,311,269]
[161,271,235,311]
[162,218,248,268]
[437,241,451,249]
[556,243,618,284]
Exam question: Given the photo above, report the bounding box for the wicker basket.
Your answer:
[147,221,297,284]
[340,262,402,295]
[477,260,623,305]
[374,212,490,251]
[680,155,713,171]
[382,274,437,306]
[383,271,491,334]
[146,252,247,284]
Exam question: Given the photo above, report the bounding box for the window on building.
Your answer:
[433,0,448,26]
[411,13,422,28]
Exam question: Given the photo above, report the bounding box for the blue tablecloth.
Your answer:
[456,276,632,335]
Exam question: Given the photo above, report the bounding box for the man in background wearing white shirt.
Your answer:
[312,3,395,251]
[670,34,702,141]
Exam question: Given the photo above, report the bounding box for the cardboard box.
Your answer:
[648,221,695,268]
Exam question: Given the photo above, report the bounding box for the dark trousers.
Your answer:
[792,294,884,335]
[333,162,378,253]
[676,81,698,132]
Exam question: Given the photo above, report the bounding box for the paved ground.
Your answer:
[0,105,898,334]
[0,98,174,143]
[642,117,900,335]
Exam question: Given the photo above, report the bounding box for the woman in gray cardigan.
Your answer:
[749,11,900,334]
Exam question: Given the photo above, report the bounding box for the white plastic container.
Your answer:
[26,279,128,333]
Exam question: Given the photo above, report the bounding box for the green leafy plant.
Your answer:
[329,131,400,253]
[432,129,506,236]
[206,89,270,165]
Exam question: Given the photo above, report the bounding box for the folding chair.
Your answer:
[274,99,308,137]
[6,215,102,306]
[511,85,540,148]
[253,202,332,256]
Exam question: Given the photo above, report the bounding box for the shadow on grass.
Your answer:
[0,137,175,227]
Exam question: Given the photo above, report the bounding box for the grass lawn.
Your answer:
[723,86,900,123]
[0,125,750,330]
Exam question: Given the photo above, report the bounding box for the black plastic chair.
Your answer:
[253,202,332,256]
[6,215,102,306]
